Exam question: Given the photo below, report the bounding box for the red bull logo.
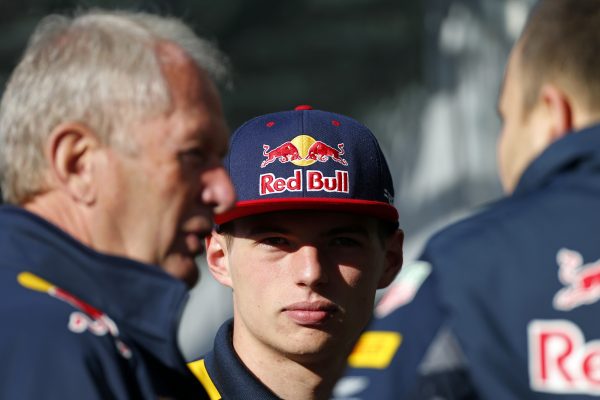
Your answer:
[261,135,347,168]
[261,141,302,168]
[528,319,600,395]
[553,248,600,311]
[306,140,348,166]
[260,169,303,194]
[260,169,349,196]
[17,272,132,359]
[259,135,350,196]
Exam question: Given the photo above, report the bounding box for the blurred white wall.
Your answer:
[361,0,533,266]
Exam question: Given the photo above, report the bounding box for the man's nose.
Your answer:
[293,245,328,288]
[199,165,236,215]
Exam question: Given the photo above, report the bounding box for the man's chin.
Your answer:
[162,254,200,288]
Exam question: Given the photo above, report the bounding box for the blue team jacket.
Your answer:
[336,123,600,399]
[189,319,281,399]
[0,206,207,399]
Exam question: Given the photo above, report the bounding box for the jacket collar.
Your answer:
[0,205,190,374]
[515,123,600,196]
[205,319,281,399]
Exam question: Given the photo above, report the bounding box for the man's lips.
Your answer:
[283,301,339,325]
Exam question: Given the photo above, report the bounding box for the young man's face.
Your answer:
[207,210,402,365]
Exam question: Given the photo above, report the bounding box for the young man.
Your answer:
[0,9,235,399]
[337,1,600,399]
[188,105,404,399]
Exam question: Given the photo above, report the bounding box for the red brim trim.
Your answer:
[214,198,399,225]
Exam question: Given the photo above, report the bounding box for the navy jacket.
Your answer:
[336,124,600,399]
[189,320,280,399]
[0,206,207,399]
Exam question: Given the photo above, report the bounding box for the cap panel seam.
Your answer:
[301,110,307,198]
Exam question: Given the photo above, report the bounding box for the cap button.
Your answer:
[294,105,313,111]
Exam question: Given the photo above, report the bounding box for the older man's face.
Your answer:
[99,43,235,286]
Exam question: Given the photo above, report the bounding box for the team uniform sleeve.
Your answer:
[335,259,466,399]
[403,247,479,400]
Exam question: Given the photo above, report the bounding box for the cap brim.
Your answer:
[215,198,399,225]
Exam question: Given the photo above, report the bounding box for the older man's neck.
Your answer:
[24,191,94,248]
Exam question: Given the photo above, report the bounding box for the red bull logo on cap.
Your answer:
[259,135,350,196]
[261,135,347,168]
[553,248,600,311]
[261,141,302,168]
[260,169,349,196]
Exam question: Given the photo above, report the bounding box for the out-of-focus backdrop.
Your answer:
[0,0,535,359]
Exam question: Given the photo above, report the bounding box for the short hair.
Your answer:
[519,0,600,114]
[0,9,230,204]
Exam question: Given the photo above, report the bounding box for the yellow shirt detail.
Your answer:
[188,359,221,400]
[348,331,402,369]
[17,272,53,293]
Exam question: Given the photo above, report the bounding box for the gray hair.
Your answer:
[0,9,230,204]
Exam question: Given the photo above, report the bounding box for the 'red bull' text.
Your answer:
[260,169,349,195]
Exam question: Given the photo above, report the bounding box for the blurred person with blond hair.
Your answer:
[337,1,600,398]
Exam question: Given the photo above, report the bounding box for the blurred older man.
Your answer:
[0,9,235,399]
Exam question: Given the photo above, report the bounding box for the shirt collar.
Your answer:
[205,319,281,399]
[515,123,600,196]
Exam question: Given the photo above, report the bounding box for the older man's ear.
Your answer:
[45,122,101,205]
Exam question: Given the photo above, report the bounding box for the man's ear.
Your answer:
[45,122,100,205]
[377,229,404,289]
[539,83,574,142]
[205,231,233,288]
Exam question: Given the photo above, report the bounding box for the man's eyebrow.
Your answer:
[247,225,290,236]
[325,225,371,237]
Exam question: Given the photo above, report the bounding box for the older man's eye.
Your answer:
[179,148,206,165]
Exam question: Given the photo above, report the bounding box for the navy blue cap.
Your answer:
[216,105,398,225]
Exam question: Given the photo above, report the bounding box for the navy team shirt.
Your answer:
[189,319,281,399]
[335,123,600,399]
[0,206,207,399]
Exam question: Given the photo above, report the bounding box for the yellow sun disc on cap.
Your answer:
[290,134,316,166]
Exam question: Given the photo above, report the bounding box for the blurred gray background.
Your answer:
[0,0,535,360]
